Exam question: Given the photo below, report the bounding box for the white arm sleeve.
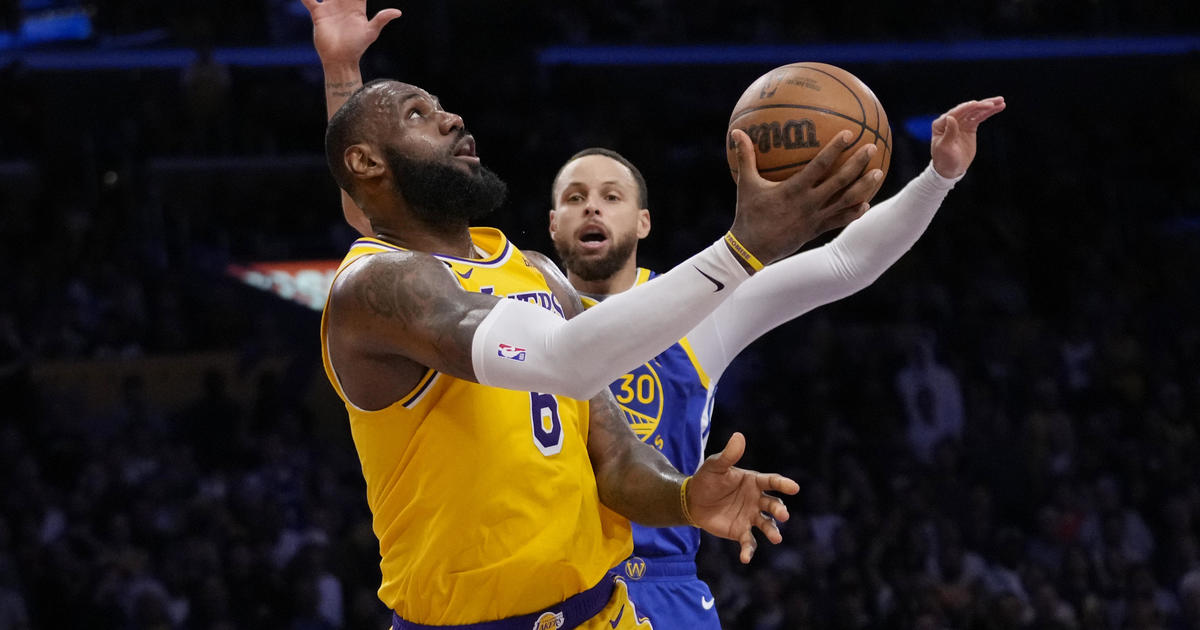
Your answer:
[686,163,963,377]
[471,238,750,400]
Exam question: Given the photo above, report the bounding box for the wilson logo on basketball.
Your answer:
[730,119,819,153]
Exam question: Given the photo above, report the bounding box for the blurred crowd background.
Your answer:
[1,1,1199,629]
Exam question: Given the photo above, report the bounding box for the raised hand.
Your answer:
[300,0,402,66]
[686,432,801,564]
[728,128,883,266]
[930,96,1006,178]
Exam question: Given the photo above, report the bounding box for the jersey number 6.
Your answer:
[530,392,564,456]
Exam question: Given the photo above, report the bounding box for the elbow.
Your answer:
[528,358,607,401]
[827,243,889,291]
[562,378,607,402]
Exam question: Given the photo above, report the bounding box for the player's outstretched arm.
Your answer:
[928,96,1005,178]
[301,0,401,237]
[684,97,1007,377]
[586,388,689,526]
[586,393,799,565]
[327,134,892,402]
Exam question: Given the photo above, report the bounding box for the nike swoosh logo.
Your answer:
[701,596,715,610]
[693,266,724,292]
[609,603,625,628]
[456,268,473,279]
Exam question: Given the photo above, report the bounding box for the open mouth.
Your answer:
[577,224,609,250]
[453,136,478,160]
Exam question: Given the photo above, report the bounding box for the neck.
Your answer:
[567,260,640,298]
[372,219,478,259]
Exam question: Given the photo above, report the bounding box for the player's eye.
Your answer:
[407,109,422,120]
[605,193,621,202]
[567,193,584,203]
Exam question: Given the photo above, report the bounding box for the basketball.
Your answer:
[726,62,891,184]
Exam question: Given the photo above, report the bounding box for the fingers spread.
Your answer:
[795,129,853,184]
[759,472,800,495]
[813,143,874,202]
[757,513,783,544]
[760,494,790,522]
[709,431,746,473]
[739,531,757,564]
[371,8,403,27]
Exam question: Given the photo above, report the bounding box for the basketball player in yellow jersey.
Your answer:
[304,1,884,628]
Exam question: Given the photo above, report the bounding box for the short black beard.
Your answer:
[385,147,508,227]
[554,232,637,283]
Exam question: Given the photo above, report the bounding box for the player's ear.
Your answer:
[548,209,559,238]
[346,144,385,180]
[636,208,651,239]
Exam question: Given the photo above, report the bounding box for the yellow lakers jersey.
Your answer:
[320,227,632,624]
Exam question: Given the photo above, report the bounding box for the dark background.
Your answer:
[1,1,1199,628]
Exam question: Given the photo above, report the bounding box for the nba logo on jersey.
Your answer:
[497,344,527,361]
[533,611,564,630]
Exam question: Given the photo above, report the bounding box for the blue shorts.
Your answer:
[612,555,720,630]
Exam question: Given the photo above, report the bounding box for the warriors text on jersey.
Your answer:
[321,228,632,625]
[581,268,717,559]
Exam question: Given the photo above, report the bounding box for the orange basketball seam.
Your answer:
[729,103,866,126]
[781,63,891,152]
[727,62,891,181]
[787,63,869,122]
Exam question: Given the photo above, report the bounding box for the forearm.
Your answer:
[323,62,363,120]
[471,238,750,399]
[822,162,960,282]
[689,163,961,375]
[323,61,372,236]
[588,395,689,527]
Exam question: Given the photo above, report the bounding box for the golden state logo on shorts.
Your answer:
[623,557,647,581]
[533,611,564,630]
[611,363,663,444]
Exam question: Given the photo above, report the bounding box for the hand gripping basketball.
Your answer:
[726,63,892,183]
[727,128,882,266]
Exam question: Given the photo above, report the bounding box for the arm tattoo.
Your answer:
[327,80,362,99]
[355,261,425,321]
[351,256,479,378]
[523,250,584,319]
[590,392,686,526]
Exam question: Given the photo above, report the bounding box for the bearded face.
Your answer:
[384,144,508,226]
[553,228,638,282]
